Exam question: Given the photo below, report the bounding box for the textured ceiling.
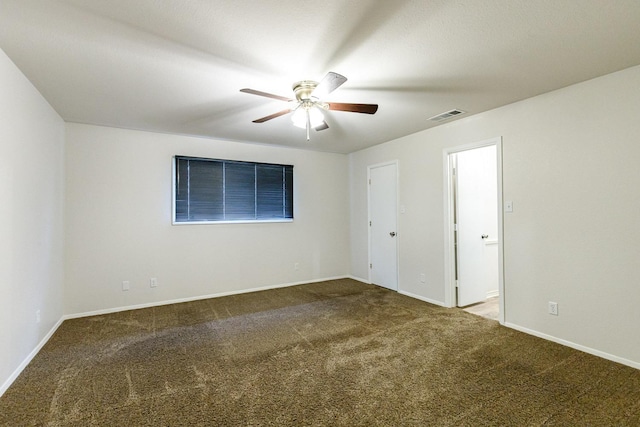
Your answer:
[2,0,640,153]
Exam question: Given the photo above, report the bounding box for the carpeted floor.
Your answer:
[2,279,639,426]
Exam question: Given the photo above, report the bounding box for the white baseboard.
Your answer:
[347,275,370,284]
[0,317,65,397]
[504,322,640,370]
[64,275,352,320]
[398,290,447,307]
[487,289,499,298]
[348,278,448,308]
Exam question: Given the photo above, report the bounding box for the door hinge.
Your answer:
[455,280,459,288]
[454,223,458,231]
[369,178,371,185]
[369,220,372,226]
[370,263,372,269]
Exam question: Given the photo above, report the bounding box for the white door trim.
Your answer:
[367,160,400,290]
[443,137,504,324]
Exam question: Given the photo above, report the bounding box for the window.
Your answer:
[173,156,293,223]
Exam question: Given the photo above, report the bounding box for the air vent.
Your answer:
[428,109,466,122]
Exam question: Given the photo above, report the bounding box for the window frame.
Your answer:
[172,156,294,225]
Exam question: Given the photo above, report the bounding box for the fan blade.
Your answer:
[328,102,378,114]
[240,88,293,102]
[315,121,329,131]
[311,72,347,99]
[252,109,292,123]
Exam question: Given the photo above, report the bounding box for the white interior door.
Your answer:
[369,163,398,290]
[455,146,498,307]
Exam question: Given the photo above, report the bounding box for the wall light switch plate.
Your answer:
[505,201,513,213]
[122,281,130,291]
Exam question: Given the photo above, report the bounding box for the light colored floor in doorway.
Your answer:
[463,296,499,321]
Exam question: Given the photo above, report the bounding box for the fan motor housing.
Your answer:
[292,80,318,101]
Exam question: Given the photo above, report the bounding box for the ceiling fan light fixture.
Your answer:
[241,72,377,141]
[291,105,324,129]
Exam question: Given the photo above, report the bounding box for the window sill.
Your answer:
[172,219,294,225]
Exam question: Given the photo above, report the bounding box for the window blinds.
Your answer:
[174,156,293,222]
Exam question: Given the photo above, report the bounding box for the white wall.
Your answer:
[0,49,65,393]
[349,65,640,366]
[64,124,350,315]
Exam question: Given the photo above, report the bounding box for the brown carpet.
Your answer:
[2,279,639,426]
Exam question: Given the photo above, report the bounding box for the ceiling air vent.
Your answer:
[428,109,466,122]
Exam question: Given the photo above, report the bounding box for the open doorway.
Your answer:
[444,138,504,323]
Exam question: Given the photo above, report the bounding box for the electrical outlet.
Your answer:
[294,263,299,271]
[36,310,41,324]
[150,278,158,288]
[548,301,558,316]
[122,280,130,291]
[419,273,426,283]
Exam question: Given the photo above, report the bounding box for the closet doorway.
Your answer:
[444,138,504,323]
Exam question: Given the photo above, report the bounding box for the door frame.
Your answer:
[367,160,400,290]
[443,137,505,324]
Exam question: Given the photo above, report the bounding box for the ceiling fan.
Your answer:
[240,72,378,141]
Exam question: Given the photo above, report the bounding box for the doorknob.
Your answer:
[481,234,489,239]
[390,232,396,237]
